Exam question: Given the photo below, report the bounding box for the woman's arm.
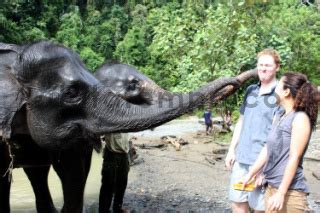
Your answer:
[242,145,268,186]
[267,112,311,211]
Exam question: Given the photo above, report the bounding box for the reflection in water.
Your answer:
[10,152,104,213]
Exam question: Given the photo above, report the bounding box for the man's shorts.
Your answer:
[229,162,265,211]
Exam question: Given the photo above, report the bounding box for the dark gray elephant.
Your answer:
[0,41,252,213]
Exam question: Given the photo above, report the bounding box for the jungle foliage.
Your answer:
[1,0,320,109]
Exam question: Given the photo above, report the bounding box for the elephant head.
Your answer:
[0,41,243,150]
[95,61,173,105]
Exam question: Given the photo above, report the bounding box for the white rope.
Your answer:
[3,139,14,182]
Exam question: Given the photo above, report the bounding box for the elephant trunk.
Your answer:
[142,69,258,105]
[210,69,257,103]
[140,81,174,104]
[84,76,240,134]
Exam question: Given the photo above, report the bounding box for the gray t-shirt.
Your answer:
[236,83,278,165]
[263,111,309,193]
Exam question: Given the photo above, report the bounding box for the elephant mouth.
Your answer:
[55,123,80,137]
[52,122,101,151]
[52,123,83,148]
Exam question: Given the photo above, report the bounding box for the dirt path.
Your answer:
[95,117,320,212]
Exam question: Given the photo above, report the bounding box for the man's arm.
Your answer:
[225,115,243,169]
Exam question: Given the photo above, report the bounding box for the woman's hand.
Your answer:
[241,173,255,190]
[267,191,285,212]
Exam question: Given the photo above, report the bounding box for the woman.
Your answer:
[242,72,320,212]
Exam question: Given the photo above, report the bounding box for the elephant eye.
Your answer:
[127,79,139,91]
[65,87,78,98]
[63,85,82,105]
[127,83,136,91]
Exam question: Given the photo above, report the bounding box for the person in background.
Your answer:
[204,108,213,135]
[224,110,232,131]
[225,48,281,213]
[128,139,139,165]
[99,133,130,213]
[242,72,320,213]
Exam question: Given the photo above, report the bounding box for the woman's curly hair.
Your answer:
[282,72,320,130]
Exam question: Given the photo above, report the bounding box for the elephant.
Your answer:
[0,40,254,213]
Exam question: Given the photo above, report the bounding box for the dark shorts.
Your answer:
[205,122,212,127]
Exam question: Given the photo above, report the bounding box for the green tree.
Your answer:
[257,2,320,84]
[80,47,104,71]
[55,6,83,50]
[114,4,149,65]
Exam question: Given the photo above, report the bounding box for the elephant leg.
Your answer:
[0,143,12,213]
[23,166,58,213]
[52,146,93,213]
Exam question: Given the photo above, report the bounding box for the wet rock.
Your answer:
[212,147,228,154]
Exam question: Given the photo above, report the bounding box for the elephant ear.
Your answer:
[0,42,26,140]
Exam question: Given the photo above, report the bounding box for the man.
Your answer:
[99,133,130,213]
[225,48,281,213]
[203,108,213,135]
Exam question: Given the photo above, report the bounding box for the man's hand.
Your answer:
[225,149,236,170]
[254,174,265,187]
